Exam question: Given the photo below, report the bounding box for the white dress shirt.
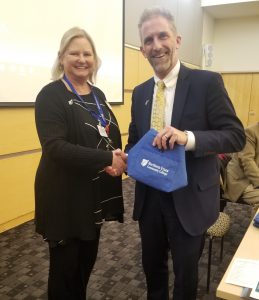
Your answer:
[152,60,195,151]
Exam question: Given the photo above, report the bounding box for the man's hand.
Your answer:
[153,126,188,150]
[104,149,127,176]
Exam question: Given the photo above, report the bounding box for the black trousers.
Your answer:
[139,189,205,300]
[47,233,100,300]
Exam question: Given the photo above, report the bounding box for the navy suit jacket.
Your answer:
[125,64,245,236]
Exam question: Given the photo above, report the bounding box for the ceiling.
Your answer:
[203,1,259,19]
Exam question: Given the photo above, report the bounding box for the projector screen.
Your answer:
[0,0,124,105]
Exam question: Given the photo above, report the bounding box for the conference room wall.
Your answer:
[210,16,259,73]
[0,103,132,233]
[0,46,145,232]
[222,73,259,127]
[2,1,258,233]
[201,13,259,127]
[1,50,258,232]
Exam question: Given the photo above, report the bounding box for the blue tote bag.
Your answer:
[127,129,188,192]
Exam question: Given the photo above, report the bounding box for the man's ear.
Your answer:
[176,35,182,49]
[140,46,147,58]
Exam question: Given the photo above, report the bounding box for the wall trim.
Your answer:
[0,211,35,233]
[0,148,41,160]
[125,43,140,50]
[0,102,35,107]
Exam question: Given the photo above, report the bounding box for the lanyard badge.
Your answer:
[63,75,110,136]
[97,124,108,137]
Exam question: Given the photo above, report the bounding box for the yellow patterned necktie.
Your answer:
[151,80,166,131]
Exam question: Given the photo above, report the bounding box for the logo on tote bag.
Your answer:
[141,159,149,167]
[127,129,188,192]
[141,159,169,176]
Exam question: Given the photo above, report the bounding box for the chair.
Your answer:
[206,212,231,292]
[206,154,254,292]
[218,154,250,207]
[218,154,257,219]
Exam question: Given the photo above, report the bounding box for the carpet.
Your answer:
[0,177,253,299]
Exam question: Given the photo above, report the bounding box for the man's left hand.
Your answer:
[153,126,188,150]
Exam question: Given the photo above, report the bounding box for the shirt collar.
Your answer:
[154,59,180,88]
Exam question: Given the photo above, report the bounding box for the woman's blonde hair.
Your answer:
[51,27,101,83]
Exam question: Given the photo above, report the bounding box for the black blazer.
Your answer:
[35,81,124,241]
[125,64,245,236]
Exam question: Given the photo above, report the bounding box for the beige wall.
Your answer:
[222,73,259,127]
[202,14,259,72]
[213,17,259,72]
[0,105,131,233]
[0,107,40,232]
[125,0,203,66]
[0,46,151,232]
[0,46,257,233]
[201,12,259,127]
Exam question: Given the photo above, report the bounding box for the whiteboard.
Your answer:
[0,0,124,105]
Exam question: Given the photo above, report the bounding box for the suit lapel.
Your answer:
[141,79,155,135]
[171,64,190,128]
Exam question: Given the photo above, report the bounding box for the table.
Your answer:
[216,209,259,299]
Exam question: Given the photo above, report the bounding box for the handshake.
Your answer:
[104,149,128,177]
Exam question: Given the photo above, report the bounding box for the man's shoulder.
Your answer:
[134,77,154,91]
[183,66,220,79]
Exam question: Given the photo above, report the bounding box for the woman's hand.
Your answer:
[104,149,127,176]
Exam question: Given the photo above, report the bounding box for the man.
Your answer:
[125,7,245,300]
[224,122,259,211]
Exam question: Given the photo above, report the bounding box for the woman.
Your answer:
[34,27,125,299]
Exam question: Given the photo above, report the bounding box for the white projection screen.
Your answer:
[0,0,124,106]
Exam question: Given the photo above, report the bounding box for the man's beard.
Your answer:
[151,58,173,77]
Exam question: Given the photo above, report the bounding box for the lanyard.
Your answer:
[63,75,108,128]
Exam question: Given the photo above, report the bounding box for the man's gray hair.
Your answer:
[138,6,177,34]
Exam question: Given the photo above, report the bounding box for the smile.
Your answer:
[152,53,167,59]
